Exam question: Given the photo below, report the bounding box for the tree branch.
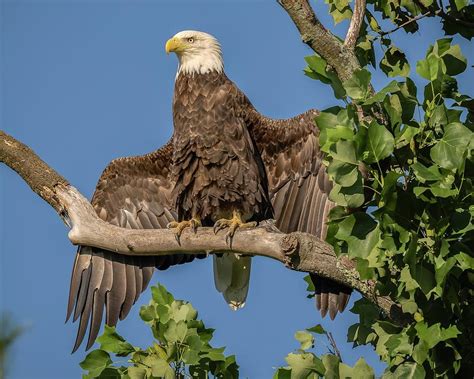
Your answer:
[1,130,409,326]
[279,0,389,125]
[345,0,366,50]
[278,0,362,82]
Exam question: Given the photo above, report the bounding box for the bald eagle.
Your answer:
[66,30,351,352]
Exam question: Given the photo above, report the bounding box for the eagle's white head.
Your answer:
[166,30,224,76]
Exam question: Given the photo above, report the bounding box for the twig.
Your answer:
[378,11,435,37]
[0,129,410,326]
[344,0,366,50]
[327,332,342,361]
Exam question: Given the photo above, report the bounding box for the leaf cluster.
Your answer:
[305,4,473,377]
[80,284,238,379]
[273,324,375,379]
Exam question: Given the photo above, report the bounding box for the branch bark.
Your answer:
[279,0,389,125]
[345,0,366,49]
[1,129,409,326]
[278,0,362,82]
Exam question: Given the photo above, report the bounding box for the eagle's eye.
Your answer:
[187,37,194,43]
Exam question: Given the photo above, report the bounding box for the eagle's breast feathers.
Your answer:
[171,71,272,223]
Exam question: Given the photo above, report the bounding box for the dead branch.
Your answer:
[0,130,409,326]
[345,0,366,49]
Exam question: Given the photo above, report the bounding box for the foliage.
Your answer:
[273,324,375,379]
[80,284,238,378]
[304,3,474,378]
[0,313,24,379]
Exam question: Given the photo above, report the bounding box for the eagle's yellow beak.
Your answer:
[165,37,183,54]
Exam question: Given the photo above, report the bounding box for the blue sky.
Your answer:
[1,1,473,378]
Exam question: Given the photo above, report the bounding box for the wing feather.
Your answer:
[67,140,196,352]
[247,107,352,319]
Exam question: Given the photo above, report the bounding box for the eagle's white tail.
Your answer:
[213,253,251,310]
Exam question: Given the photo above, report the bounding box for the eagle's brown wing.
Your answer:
[66,140,195,352]
[246,107,351,320]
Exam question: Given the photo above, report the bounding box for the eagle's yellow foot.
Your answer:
[167,218,201,244]
[213,211,257,247]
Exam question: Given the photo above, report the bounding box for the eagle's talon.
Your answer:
[167,218,201,245]
[213,212,257,248]
[213,219,229,234]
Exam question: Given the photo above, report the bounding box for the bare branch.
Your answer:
[0,130,70,223]
[1,130,409,326]
[345,0,366,50]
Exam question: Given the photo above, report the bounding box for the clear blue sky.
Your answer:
[1,1,472,378]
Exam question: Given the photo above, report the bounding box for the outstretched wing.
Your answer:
[66,140,196,352]
[246,107,351,320]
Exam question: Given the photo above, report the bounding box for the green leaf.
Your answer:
[429,104,448,128]
[305,55,346,99]
[365,122,395,163]
[328,160,359,187]
[430,122,473,170]
[322,354,340,379]
[273,368,292,379]
[175,320,188,341]
[416,54,445,81]
[411,162,442,182]
[364,80,400,105]
[330,181,365,208]
[454,0,469,10]
[151,284,174,305]
[94,367,123,379]
[139,305,156,322]
[380,46,410,77]
[440,43,467,76]
[304,275,315,293]
[202,346,226,362]
[332,140,358,164]
[79,350,112,378]
[306,324,326,334]
[343,69,371,100]
[456,252,474,270]
[294,331,314,350]
[163,319,178,343]
[151,359,175,379]
[156,304,170,324]
[400,267,419,292]
[412,263,436,295]
[174,302,198,322]
[182,348,200,365]
[415,322,460,349]
[97,325,135,356]
[286,352,325,378]
[127,366,148,379]
[385,333,413,355]
[335,213,380,263]
[413,340,429,364]
[395,125,418,148]
[352,358,375,378]
[383,362,425,379]
[325,0,353,24]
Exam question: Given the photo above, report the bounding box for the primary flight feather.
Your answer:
[66,30,351,351]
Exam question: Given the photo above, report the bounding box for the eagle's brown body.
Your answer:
[66,46,351,352]
[172,72,272,224]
